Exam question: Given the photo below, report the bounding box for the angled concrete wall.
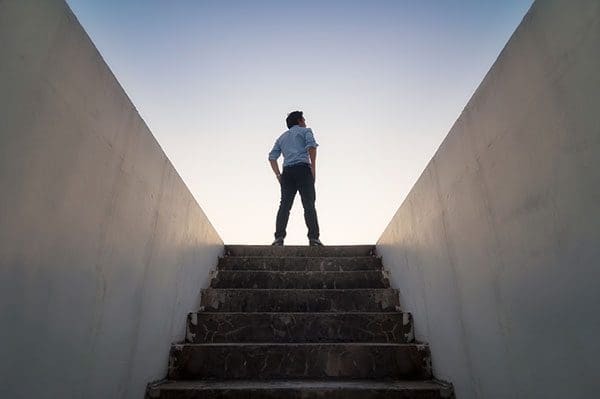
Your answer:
[0,1,223,398]
[377,1,600,398]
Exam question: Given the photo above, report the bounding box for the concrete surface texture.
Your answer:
[377,1,600,398]
[0,1,223,398]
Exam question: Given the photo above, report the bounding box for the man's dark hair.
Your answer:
[286,111,303,129]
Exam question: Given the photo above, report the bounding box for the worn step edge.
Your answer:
[201,288,398,291]
[186,311,414,343]
[200,288,401,312]
[147,379,455,399]
[171,342,424,347]
[209,270,391,289]
[219,257,381,262]
[218,256,383,271]
[187,311,410,317]
[210,270,389,275]
[168,343,431,380]
[225,245,376,257]
[221,256,381,259]
[176,339,429,346]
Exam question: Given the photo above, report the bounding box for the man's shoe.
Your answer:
[271,238,284,246]
[309,238,324,246]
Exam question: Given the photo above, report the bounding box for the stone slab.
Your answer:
[218,256,383,271]
[199,288,401,312]
[168,343,432,380]
[209,270,391,289]
[225,245,376,257]
[186,312,414,343]
[146,379,455,399]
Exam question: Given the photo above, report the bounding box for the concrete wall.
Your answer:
[0,1,223,398]
[377,1,600,398]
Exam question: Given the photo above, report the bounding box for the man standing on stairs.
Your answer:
[268,111,323,246]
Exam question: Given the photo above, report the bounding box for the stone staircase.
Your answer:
[146,245,454,398]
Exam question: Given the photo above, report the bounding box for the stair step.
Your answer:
[200,288,400,312]
[209,270,390,289]
[225,245,375,257]
[218,256,383,271]
[186,312,414,343]
[167,343,432,380]
[147,379,455,398]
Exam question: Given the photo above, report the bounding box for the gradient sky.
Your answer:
[66,0,533,244]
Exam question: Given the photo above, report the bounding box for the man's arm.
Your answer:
[304,128,319,181]
[269,159,281,183]
[268,139,282,182]
[308,147,317,181]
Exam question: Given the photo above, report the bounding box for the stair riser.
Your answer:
[186,313,414,343]
[209,271,390,289]
[147,388,453,399]
[218,256,383,271]
[225,245,375,257]
[200,289,400,312]
[168,344,432,380]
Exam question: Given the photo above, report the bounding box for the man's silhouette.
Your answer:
[268,111,323,246]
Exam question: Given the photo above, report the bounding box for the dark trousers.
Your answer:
[274,163,320,240]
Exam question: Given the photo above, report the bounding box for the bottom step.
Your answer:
[147,379,455,399]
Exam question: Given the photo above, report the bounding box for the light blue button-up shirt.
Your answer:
[268,125,319,167]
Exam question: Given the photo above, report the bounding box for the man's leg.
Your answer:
[298,166,320,240]
[274,170,297,240]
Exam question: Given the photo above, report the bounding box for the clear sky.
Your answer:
[66,0,532,244]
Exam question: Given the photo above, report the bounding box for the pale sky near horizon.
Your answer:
[66,0,533,245]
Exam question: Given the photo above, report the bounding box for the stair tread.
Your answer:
[218,256,383,272]
[209,270,391,289]
[224,245,376,257]
[222,256,379,259]
[168,342,431,380]
[186,311,414,343]
[190,311,405,314]
[150,379,451,390]
[203,288,398,292]
[212,270,386,273]
[226,245,374,250]
[200,288,400,312]
[174,342,425,347]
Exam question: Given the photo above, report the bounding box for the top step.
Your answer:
[225,245,376,257]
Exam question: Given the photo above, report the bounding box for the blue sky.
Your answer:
[66,0,533,244]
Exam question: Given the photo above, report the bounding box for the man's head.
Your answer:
[286,111,306,129]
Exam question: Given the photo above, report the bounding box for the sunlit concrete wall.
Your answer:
[0,1,223,398]
[377,1,600,398]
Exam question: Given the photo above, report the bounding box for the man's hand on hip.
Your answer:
[308,147,317,183]
[269,159,282,184]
